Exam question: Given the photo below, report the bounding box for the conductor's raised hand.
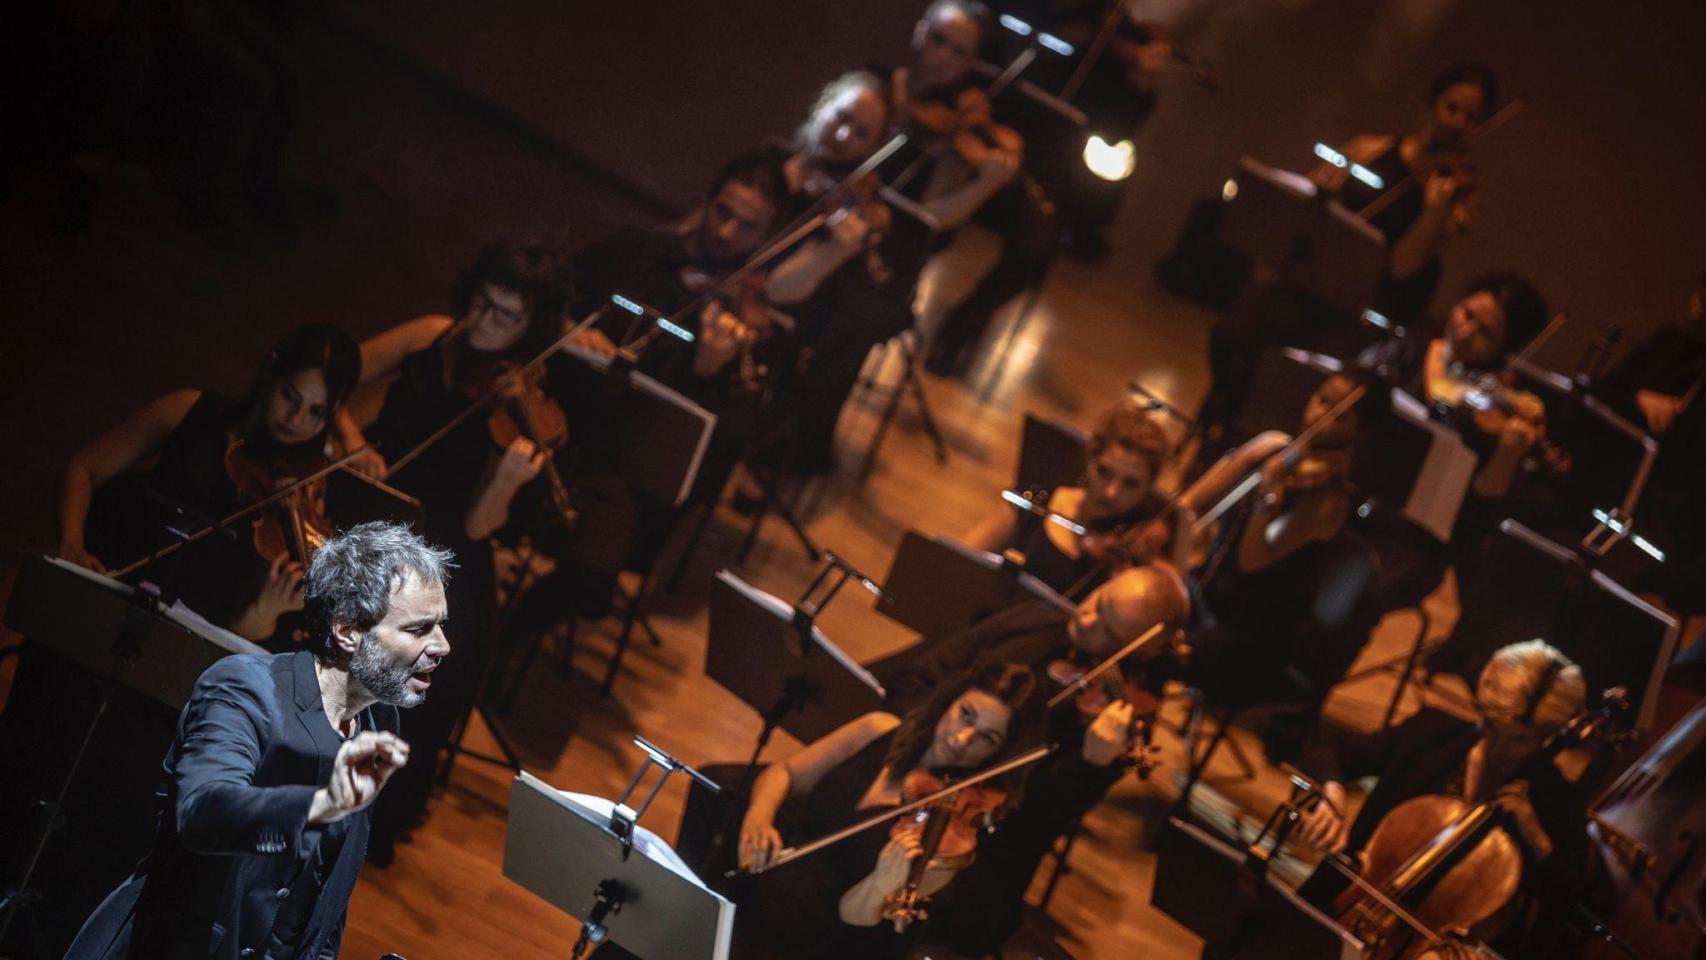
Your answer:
[310,731,410,825]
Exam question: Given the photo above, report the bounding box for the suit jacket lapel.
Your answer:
[290,651,343,782]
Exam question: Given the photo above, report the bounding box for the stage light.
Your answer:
[1313,142,1383,189]
[1084,135,1136,181]
[998,14,1032,36]
[1222,178,1239,201]
[1038,33,1075,57]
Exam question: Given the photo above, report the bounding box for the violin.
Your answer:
[1425,349,1568,474]
[678,265,779,393]
[906,86,1024,173]
[463,358,577,527]
[224,438,333,564]
[879,768,1006,931]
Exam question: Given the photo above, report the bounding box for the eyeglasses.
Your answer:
[472,288,526,329]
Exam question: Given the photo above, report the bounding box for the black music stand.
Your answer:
[705,568,884,750]
[0,555,264,956]
[1014,412,1089,495]
[1152,816,1365,960]
[1219,156,1387,320]
[503,741,732,960]
[877,530,1074,640]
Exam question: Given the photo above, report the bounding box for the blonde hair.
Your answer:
[1476,639,1586,734]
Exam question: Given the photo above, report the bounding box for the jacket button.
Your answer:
[276,887,290,900]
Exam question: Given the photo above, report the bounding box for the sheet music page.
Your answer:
[165,601,267,655]
[557,792,723,893]
[1389,389,1476,542]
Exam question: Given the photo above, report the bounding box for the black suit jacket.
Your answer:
[65,651,399,960]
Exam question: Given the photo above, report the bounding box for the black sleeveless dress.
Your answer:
[734,731,919,960]
[1336,138,1445,329]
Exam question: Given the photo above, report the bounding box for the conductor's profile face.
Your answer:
[346,571,451,708]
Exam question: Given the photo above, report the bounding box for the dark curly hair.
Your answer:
[239,322,362,459]
[1427,61,1498,113]
[884,660,1042,776]
[1462,269,1549,357]
[450,241,576,357]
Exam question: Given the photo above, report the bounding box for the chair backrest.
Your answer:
[1015,413,1089,495]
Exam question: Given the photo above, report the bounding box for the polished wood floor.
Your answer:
[330,229,1488,960]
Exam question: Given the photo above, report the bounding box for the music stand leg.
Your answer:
[663,500,717,595]
[857,335,949,484]
[736,476,820,565]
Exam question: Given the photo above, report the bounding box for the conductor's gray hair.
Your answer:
[304,522,454,659]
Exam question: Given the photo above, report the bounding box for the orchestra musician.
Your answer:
[680,661,1044,960]
[515,151,801,626]
[1176,374,1378,758]
[961,400,1172,595]
[754,69,922,479]
[1294,639,1592,958]
[882,0,1060,378]
[53,322,366,642]
[1200,62,1501,447]
[65,522,451,960]
[362,240,575,862]
[869,565,1188,957]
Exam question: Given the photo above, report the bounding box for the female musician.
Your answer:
[962,400,1172,594]
[54,322,363,640]
[722,661,1044,960]
[7,324,365,935]
[1317,62,1499,327]
[1200,63,1501,448]
[363,240,574,862]
[1295,640,1592,956]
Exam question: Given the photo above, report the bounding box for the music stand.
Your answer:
[1219,156,1387,319]
[1497,519,1680,732]
[1015,412,1089,495]
[877,530,1075,640]
[557,345,716,509]
[1152,816,1365,960]
[704,568,884,750]
[0,555,264,955]
[503,740,732,959]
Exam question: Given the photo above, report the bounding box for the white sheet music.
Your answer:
[1388,390,1477,543]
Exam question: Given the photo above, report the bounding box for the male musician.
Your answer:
[871,565,1189,956]
[1294,639,1592,957]
[885,0,1061,378]
[66,522,452,960]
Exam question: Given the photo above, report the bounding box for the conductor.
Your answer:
[65,521,454,960]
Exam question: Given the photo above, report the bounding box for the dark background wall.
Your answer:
[342,0,1706,360]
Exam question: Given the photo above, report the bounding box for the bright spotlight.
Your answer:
[1084,135,1136,182]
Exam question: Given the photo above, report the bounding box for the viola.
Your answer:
[880,769,1007,931]
[223,438,333,564]
[463,358,577,527]
[677,265,778,393]
[906,86,1024,173]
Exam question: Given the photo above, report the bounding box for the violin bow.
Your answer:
[383,305,613,476]
[1046,622,1166,709]
[729,744,1053,877]
[1355,96,1526,222]
[109,442,382,580]
[1189,380,1368,538]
